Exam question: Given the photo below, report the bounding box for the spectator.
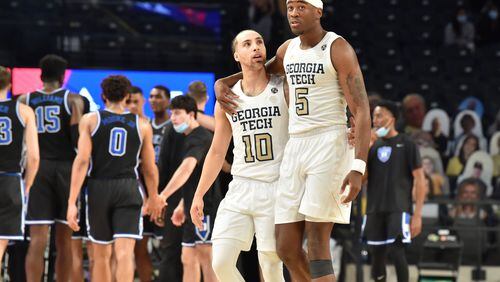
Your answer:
[449,178,484,219]
[402,93,427,134]
[444,6,475,51]
[447,134,480,193]
[187,81,215,132]
[458,151,494,196]
[487,111,500,137]
[422,156,448,197]
[492,134,500,179]
[477,1,500,46]
[452,110,487,154]
[249,0,274,44]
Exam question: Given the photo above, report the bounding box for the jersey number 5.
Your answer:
[35,106,61,133]
[0,117,12,145]
[109,127,127,156]
[242,133,274,163]
[295,88,309,116]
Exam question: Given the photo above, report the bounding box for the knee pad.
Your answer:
[309,260,334,279]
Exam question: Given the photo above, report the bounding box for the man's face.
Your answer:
[234,30,266,69]
[126,93,145,116]
[286,0,321,35]
[373,106,394,130]
[170,109,193,127]
[403,98,425,128]
[149,88,169,114]
[422,158,434,175]
[460,115,475,133]
[460,184,479,201]
[462,136,478,156]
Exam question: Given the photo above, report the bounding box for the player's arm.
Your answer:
[160,157,198,200]
[20,104,39,193]
[215,40,291,114]
[191,103,232,228]
[411,167,426,238]
[197,112,215,132]
[138,118,164,220]
[67,113,94,231]
[68,94,86,148]
[333,38,371,203]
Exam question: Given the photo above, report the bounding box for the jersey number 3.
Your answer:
[109,127,127,156]
[242,133,273,163]
[0,117,12,145]
[35,106,61,133]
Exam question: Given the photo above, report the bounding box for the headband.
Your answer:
[287,0,323,9]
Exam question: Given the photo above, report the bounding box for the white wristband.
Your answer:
[351,159,366,175]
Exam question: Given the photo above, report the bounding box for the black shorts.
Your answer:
[182,214,214,247]
[0,174,25,240]
[72,186,88,240]
[142,215,164,240]
[361,212,412,245]
[26,160,72,225]
[87,178,144,244]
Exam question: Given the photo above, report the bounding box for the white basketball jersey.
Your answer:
[284,31,347,135]
[227,75,289,183]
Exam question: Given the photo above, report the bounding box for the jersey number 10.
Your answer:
[242,133,274,163]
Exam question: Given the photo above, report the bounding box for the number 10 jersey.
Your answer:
[227,75,289,183]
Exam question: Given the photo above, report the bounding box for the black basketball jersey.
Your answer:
[0,99,25,173]
[27,89,74,160]
[151,120,170,164]
[89,110,142,179]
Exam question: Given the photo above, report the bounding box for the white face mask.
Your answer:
[173,121,190,133]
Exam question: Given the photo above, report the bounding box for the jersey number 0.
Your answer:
[109,127,127,156]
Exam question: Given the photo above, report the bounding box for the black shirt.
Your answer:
[27,89,75,161]
[90,110,141,179]
[151,120,170,164]
[0,99,25,173]
[366,133,422,214]
[179,126,214,215]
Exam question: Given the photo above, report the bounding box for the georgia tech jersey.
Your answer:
[227,75,289,183]
[283,31,348,135]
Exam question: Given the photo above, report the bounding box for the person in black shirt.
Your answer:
[67,75,164,282]
[158,95,218,282]
[0,66,39,264]
[363,100,426,282]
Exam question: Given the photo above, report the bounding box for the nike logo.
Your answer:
[376,275,386,281]
[396,144,404,148]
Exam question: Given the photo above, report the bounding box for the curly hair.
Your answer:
[101,75,132,102]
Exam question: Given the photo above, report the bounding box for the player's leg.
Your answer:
[275,222,310,280]
[181,246,200,282]
[92,243,113,282]
[386,212,411,282]
[113,238,137,281]
[71,239,84,282]
[134,235,153,282]
[388,239,408,282]
[55,223,74,281]
[25,225,50,282]
[258,251,284,282]
[305,222,335,282]
[370,244,387,282]
[212,239,244,282]
[87,242,95,279]
[195,244,217,282]
[0,240,8,265]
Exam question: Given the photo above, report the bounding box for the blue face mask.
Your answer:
[173,122,189,133]
[489,10,498,20]
[375,127,390,138]
[457,14,467,23]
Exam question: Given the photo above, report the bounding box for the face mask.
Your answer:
[457,15,467,23]
[489,10,498,20]
[173,122,189,133]
[375,119,393,138]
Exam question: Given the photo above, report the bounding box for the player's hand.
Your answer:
[67,203,80,232]
[410,215,422,238]
[347,117,356,148]
[340,170,363,204]
[190,195,205,230]
[215,80,239,114]
[147,194,166,221]
[171,205,185,227]
[153,207,166,227]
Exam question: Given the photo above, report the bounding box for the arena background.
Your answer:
[1,0,500,281]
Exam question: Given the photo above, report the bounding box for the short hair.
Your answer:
[39,54,67,83]
[402,93,425,107]
[456,178,484,199]
[376,100,399,120]
[0,66,11,90]
[170,95,198,119]
[153,85,171,99]
[187,81,207,103]
[129,86,143,95]
[101,75,132,103]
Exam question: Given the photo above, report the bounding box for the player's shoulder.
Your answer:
[269,74,285,87]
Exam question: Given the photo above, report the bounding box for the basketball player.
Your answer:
[190,29,287,282]
[126,86,146,117]
[67,75,165,281]
[216,1,371,280]
[362,101,425,282]
[149,85,171,163]
[158,95,217,282]
[18,54,87,282]
[0,66,39,264]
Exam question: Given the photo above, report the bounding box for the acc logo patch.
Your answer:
[321,44,327,51]
[377,146,392,163]
[271,87,278,94]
